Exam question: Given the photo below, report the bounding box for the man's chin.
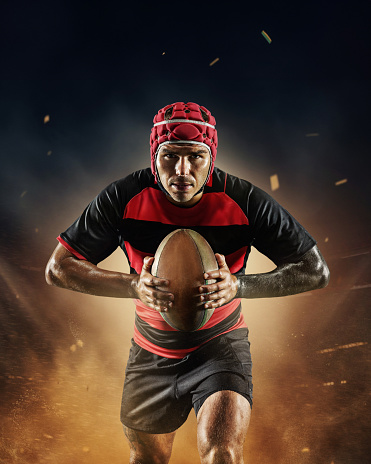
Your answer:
[167,186,194,201]
[170,193,193,203]
[164,191,196,206]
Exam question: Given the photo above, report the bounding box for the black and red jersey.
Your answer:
[58,167,316,358]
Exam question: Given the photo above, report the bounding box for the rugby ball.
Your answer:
[152,229,218,332]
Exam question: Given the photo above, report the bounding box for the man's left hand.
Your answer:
[199,254,239,309]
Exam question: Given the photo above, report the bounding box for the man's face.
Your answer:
[156,143,211,207]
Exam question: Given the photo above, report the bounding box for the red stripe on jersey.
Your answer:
[57,236,87,260]
[134,299,178,331]
[201,298,241,330]
[134,297,241,331]
[125,241,153,274]
[225,246,248,274]
[124,188,249,227]
[133,315,248,359]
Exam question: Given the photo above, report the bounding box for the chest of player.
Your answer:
[119,187,253,274]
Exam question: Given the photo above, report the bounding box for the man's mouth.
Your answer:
[171,182,192,192]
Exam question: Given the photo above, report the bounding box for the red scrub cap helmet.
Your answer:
[150,102,218,186]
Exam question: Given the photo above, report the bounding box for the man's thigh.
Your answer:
[121,340,193,433]
[191,329,253,417]
[196,390,251,461]
[123,426,176,464]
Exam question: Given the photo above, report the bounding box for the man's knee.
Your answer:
[123,426,175,464]
[198,442,241,464]
[196,391,251,463]
[197,414,246,464]
[128,449,170,464]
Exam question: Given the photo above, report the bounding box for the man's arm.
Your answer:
[45,243,174,311]
[199,245,330,309]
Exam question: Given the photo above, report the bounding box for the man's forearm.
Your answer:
[235,246,330,299]
[235,263,323,299]
[46,255,138,298]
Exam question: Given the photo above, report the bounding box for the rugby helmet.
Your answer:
[150,102,218,187]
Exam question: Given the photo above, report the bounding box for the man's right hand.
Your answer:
[132,256,174,312]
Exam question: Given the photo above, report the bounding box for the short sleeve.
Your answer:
[58,181,124,264]
[248,186,316,265]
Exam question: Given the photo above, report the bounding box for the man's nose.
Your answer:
[175,157,191,176]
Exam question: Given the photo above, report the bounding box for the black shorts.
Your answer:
[120,328,253,434]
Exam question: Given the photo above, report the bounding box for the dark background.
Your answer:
[1,1,370,463]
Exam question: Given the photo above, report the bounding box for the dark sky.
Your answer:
[1,0,370,265]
